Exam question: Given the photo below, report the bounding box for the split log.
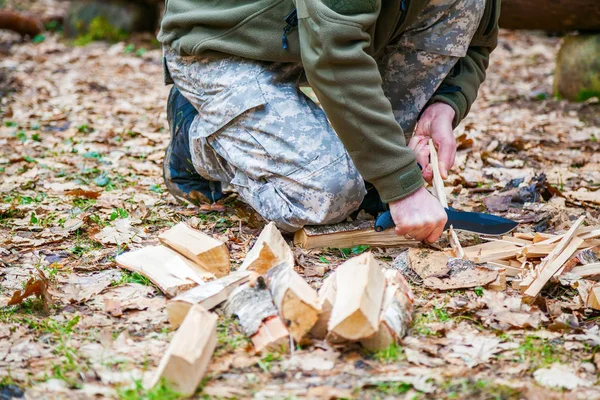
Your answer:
[0,10,44,38]
[240,222,294,275]
[328,252,386,341]
[159,222,230,278]
[361,270,414,350]
[150,305,217,397]
[115,245,214,298]
[310,273,336,339]
[266,263,320,342]
[498,0,600,32]
[166,271,250,327]
[225,281,289,352]
[294,220,417,249]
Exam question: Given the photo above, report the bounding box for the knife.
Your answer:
[374,208,518,236]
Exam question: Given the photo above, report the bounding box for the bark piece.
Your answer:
[166,271,251,327]
[361,270,414,350]
[240,222,294,275]
[310,273,337,339]
[150,305,217,397]
[328,252,386,341]
[159,222,230,278]
[266,263,321,342]
[115,245,214,298]
[294,220,417,249]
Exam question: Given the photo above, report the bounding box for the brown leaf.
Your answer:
[65,189,102,199]
[7,271,51,312]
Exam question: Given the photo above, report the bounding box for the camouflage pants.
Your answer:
[164,0,485,232]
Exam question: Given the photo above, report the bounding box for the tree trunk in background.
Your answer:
[499,0,600,32]
[0,10,44,37]
[554,35,600,101]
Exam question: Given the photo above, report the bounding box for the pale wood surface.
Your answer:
[159,222,230,278]
[250,316,290,353]
[266,262,320,342]
[115,245,214,298]
[240,222,294,275]
[150,305,217,396]
[166,270,250,327]
[310,273,337,340]
[570,263,600,278]
[225,282,280,337]
[328,252,386,340]
[429,138,448,208]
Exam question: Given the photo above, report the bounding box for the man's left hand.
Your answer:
[409,102,457,183]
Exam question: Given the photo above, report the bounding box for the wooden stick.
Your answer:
[240,222,294,275]
[448,226,465,259]
[328,252,386,341]
[115,245,214,298]
[538,216,585,271]
[159,222,230,278]
[361,269,413,350]
[266,262,321,342]
[524,236,585,298]
[150,305,217,397]
[293,220,417,249]
[166,271,250,327]
[570,263,600,278]
[429,139,448,208]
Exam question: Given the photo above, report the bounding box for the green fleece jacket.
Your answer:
[158,0,500,203]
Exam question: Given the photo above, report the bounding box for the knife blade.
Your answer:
[374,208,518,236]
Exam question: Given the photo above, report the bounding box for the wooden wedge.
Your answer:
[240,222,294,275]
[328,252,386,341]
[266,262,321,342]
[361,269,413,350]
[159,222,230,278]
[115,245,214,298]
[166,271,250,327]
[150,305,217,397]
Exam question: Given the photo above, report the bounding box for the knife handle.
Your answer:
[375,209,453,232]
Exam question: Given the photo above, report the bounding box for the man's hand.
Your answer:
[389,187,447,243]
[410,102,457,183]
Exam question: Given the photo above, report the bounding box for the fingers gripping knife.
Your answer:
[374,208,519,236]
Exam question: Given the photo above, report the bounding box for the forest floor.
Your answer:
[1,4,600,400]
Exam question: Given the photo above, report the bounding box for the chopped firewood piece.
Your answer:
[473,247,523,263]
[429,138,449,208]
[251,316,290,353]
[487,268,507,291]
[265,262,320,342]
[115,245,214,298]
[463,241,522,263]
[310,273,337,339]
[532,232,555,243]
[501,235,532,245]
[166,271,250,327]
[240,222,294,275]
[587,285,600,311]
[487,262,523,277]
[159,222,230,278]
[150,305,217,397]
[294,220,417,249]
[570,263,600,278]
[226,282,289,351]
[448,227,465,259]
[521,240,592,259]
[524,236,585,298]
[514,232,536,241]
[361,270,413,350]
[534,224,596,245]
[328,252,386,341]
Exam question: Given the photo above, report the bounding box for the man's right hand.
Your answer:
[388,187,447,243]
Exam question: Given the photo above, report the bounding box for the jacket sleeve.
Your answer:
[295,0,424,203]
[429,0,501,128]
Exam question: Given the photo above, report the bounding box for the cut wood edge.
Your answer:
[310,273,337,340]
[266,263,320,342]
[328,252,386,341]
[115,245,213,298]
[150,305,217,397]
[159,222,230,278]
[240,222,294,275]
[251,316,290,353]
[166,270,250,327]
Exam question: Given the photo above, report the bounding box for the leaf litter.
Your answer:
[1,3,600,398]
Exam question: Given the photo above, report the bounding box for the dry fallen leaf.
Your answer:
[7,270,51,312]
[533,364,593,390]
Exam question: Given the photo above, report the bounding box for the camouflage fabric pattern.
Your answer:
[381,0,486,136]
[163,0,484,231]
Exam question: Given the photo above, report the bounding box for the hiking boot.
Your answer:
[163,86,223,205]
